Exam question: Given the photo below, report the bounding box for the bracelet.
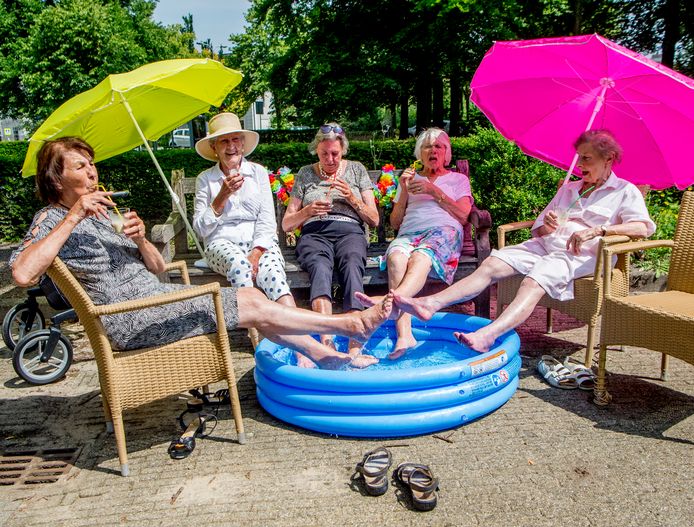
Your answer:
[436,193,445,204]
[353,201,363,212]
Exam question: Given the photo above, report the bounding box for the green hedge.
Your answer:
[1,130,685,252]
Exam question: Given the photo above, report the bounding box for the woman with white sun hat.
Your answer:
[193,112,295,307]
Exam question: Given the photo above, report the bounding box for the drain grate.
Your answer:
[0,447,81,486]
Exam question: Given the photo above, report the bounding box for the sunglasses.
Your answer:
[320,124,344,135]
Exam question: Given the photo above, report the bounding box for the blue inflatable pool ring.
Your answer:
[254,313,520,437]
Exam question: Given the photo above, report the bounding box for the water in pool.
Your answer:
[270,327,480,371]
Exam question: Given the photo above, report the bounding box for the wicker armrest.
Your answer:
[497,220,534,249]
[163,260,190,285]
[602,239,675,295]
[603,238,674,257]
[92,282,221,317]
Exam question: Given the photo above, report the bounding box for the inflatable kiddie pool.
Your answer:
[254,313,520,437]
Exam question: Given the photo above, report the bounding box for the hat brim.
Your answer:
[195,129,260,161]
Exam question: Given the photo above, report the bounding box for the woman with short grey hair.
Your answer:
[282,122,379,356]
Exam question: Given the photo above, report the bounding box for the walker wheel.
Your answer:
[2,304,45,351]
[12,330,73,385]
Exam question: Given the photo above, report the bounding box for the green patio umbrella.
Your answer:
[21,58,243,256]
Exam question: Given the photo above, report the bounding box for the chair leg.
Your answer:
[111,411,130,476]
[660,353,669,381]
[248,327,261,350]
[584,321,596,367]
[101,396,114,433]
[593,342,612,406]
[546,308,553,333]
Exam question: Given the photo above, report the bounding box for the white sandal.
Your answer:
[563,357,597,391]
[537,355,578,390]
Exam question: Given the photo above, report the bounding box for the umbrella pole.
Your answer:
[117,92,205,257]
[562,81,611,185]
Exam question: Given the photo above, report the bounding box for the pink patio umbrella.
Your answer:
[470,34,694,190]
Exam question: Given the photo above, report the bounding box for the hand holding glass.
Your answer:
[108,208,130,233]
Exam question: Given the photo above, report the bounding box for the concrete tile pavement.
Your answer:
[0,288,692,527]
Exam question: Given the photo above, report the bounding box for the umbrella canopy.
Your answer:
[22,58,242,176]
[470,34,694,190]
[21,58,243,256]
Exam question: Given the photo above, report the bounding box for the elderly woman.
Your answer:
[389,129,655,353]
[357,128,473,359]
[193,113,294,307]
[281,123,379,355]
[10,137,393,369]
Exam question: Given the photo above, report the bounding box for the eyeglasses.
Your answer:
[320,124,344,135]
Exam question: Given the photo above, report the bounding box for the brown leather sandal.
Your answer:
[355,447,392,496]
[394,462,439,511]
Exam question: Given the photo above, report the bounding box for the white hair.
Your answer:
[414,128,452,165]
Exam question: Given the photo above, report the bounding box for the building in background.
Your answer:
[242,92,272,130]
[0,118,27,141]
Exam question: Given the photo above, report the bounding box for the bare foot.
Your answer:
[354,291,379,308]
[355,291,401,320]
[453,331,494,354]
[295,352,318,369]
[393,293,438,321]
[321,336,337,350]
[316,354,353,370]
[347,338,362,357]
[349,354,379,368]
[388,334,417,360]
[352,293,393,342]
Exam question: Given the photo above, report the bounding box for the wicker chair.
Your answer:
[46,257,246,476]
[594,191,694,405]
[496,225,631,367]
[496,185,649,367]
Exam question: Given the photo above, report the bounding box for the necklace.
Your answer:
[319,162,343,181]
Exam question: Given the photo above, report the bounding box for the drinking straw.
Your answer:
[565,184,595,213]
[99,184,123,219]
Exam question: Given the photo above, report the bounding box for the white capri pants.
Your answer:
[205,239,291,301]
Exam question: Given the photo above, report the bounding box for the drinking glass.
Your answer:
[108,208,129,234]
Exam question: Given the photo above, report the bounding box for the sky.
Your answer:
[153,0,252,52]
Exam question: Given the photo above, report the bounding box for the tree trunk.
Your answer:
[449,71,462,137]
[389,100,397,137]
[661,0,680,68]
[432,76,444,128]
[415,76,432,134]
[398,90,409,140]
[572,0,583,35]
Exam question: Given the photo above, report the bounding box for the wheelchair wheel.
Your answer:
[12,330,73,385]
[2,304,45,351]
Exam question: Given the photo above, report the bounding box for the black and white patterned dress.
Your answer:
[10,206,239,351]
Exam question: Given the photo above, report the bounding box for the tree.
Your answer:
[0,0,190,128]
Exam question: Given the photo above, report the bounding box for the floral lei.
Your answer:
[269,166,295,206]
[373,160,423,210]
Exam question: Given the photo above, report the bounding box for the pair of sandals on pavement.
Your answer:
[168,389,228,459]
[537,355,596,391]
[354,447,439,512]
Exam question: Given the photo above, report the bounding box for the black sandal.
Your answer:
[355,447,392,496]
[168,413,217,460]
[394,462,439,511]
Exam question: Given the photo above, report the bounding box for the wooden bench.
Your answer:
[151,161,493,317]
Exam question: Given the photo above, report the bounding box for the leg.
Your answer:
[334,227,368,354]
[454,277,546,353]
[262,330,378,369]
[255,245,293,303]
[312,296,336,348]
[389,251,432,359]
[206,240,254,287]
[395,256,517,321]
[235,287,393,344]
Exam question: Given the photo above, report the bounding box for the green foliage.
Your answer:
[633,188,687,276]
[0,0,190,128]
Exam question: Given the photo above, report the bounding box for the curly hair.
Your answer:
[308,122,349,155]
[574,129,623,163]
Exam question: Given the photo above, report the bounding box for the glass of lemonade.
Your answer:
[108,208,129,233]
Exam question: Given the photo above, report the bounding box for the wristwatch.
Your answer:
[600,224,608,236]
[437,193,445,204]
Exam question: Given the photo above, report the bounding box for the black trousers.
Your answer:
[296,220,367,311]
